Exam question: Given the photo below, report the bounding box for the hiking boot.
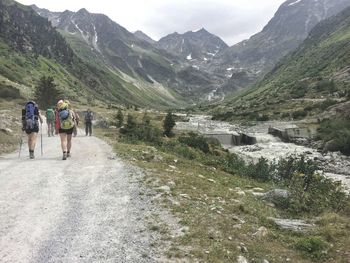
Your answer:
[29,151,35,159]
[67,152,71,158]
[62,152,67,160]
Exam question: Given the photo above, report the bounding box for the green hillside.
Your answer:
[0,0,184,108]
[211,7,350,122]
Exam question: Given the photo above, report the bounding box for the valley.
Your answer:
[1,0,350,262]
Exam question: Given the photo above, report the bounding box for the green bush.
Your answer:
[295,236,330,260]
[319,99,337,111]
[0,84,22,99]
[120,114,162,144]
[317,118,350,155]
[292,110,307,119]
[178,132,210,153]
[256,114,269,121]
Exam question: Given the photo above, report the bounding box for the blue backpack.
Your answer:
[22,101,38,130]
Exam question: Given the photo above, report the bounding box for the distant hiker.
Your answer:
[72,109,80,137]
[46,108,55,137]
[55,100,77,160]
[84,109,93,136]
[21,101,43,159]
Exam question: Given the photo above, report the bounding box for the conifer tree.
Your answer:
[163,111,176,137]
[116,109,124,127]
[34,76,61,109]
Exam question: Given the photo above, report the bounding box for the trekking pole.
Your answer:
[18,130,24,158]
[40,122,43,156]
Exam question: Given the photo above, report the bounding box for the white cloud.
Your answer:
[16,0,286,45]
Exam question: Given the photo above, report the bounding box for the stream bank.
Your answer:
[175,115,350,191]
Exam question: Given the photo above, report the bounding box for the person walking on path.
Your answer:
[46,107,55,137]
[72,109,80,137]
[84,109,93,136]
[55,100,77,160]
[21,101,43,159]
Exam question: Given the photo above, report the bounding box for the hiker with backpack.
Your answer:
[46,108,55,137]
[84,109,93,136]
[55,100,77,160]
[21,101,43,159]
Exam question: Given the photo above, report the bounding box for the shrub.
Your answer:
[178,132,210,153]
[116,109,124,128]
[292,110,307,119]
[317,118,350,155]
[256,114,269,121]
[0,84,22,99]
[319,99,337,111]
[163,111,176,137]
[120,114,162,144]
[295,236,330,260]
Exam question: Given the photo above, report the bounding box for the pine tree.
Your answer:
[34,76,61,109]
[116,109,124,127]
[163,111,176,137]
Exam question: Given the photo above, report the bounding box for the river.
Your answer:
[175,115,350,191]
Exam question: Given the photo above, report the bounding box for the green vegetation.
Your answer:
[208,7,350,122]
[0,82,22,99]
[163,111,176,137]
[34,76,62,109]
[96,109,350,262]
[316,118,350,155]
[116,109,124,128]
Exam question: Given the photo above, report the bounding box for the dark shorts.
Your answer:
[25,126,39,134]
[59,128,74,135]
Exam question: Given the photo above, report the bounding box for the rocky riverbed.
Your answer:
[175,115,350,191]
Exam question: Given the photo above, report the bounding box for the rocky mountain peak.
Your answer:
[134,30,155,44]
[76,8,90,16]
[157,28,228,61]
[213,0,350,95]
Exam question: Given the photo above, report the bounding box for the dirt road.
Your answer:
[0,130,162,262]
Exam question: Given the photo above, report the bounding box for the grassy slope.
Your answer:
[208,7,350,121]
[59,30,186,109]
[95,109,350,263]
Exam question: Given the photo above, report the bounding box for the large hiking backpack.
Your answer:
[46,108,54,122]
[22,101,38,130]
[59,109,74,130]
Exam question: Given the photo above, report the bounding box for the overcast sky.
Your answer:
[16,0,287,45]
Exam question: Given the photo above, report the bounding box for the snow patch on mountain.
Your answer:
[186,54,192,60]
[288,0,303,6]
[92,24,101,53]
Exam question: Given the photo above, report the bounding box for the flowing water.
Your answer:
[176,115,350,191]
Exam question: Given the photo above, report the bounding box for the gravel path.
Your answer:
[0,131,162,262]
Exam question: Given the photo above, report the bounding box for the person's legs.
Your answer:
[27,132,38,158]
[49,122,54,136]
[47,123,51,136]
[59,132,68,160]
[67,134,72,157]
[88,122,92,136]
[85,123,88,136]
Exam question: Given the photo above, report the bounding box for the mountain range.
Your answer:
[211,4,350,121]
[1,0,350,110]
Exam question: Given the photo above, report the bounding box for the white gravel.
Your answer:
[0,131,164,262]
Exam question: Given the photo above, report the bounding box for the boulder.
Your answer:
[268,217,313,232]
[237,255,249,263]
[263,189,290,206]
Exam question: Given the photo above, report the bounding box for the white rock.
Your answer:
[158,185,171,193]
[253,226,268,239]
[237,255,249,263]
